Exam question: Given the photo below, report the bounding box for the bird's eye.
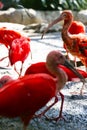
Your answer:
[63,13,67,18]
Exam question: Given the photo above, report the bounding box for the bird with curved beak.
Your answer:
[25,50,85,122]
[0,50,85,130]
[41,10,86,94]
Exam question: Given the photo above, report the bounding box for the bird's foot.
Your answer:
[34,113,44,118]
[45,114,66,122]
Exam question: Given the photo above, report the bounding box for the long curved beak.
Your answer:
[64,59,85,83]
[41,16,63,39]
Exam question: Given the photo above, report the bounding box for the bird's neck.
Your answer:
[62,19,72,45]
[46,63,68,91]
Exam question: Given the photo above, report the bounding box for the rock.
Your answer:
[77,10,87,25]
[0,8,87,32]
[23,23,62,33]
[0,8,42,25]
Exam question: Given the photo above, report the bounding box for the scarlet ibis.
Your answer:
[0,28,22,63]
[64,20,85,54]
[9,36,31,76]
[41,10,87,69]
[25,53,86,119]
[0,50,84,130]
[64,20,85,67]
[0,27,31,76]
[24,61,87,120]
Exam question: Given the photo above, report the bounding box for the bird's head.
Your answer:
[41,10,73,39]
[46,50,85,83]
[46,50,66,66]
[59,10,73,21]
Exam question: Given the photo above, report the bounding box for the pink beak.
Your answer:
[41,16,63,39]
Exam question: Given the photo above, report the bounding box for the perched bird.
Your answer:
[0,50,84,130]
[41,10,87,69]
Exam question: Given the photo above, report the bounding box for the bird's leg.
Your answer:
[80,81,85,95]
[55,92,65,121]
[21,115,32,130]
[34,96,58,118]
[23,125,27,130]
[70,81,86,95]
[0,56,11,67]
[85,67,87,72]
[14,64,20,76]
[0,56,8,62]
[45,92,65,122]
[14,63,24,77]
[19,62,23,77]
[74,56,77,68]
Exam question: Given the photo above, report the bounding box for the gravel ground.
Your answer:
[0,23,87,130]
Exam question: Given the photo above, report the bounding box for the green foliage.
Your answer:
[1,0,17,10]
[1,0,87,11]
[18,0,87,11]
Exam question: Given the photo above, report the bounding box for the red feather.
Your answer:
[25,62,87,81]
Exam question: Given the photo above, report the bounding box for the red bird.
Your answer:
[0,27,21,62]
[25,53,85,120]
[42,10,87,69]
[0,50,84,130]
[24,61,87,119]
[9,36,31,76]
[0,27,31,76]
[64,20,85,66]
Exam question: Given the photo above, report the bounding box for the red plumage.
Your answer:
[42,10,87,68]
[0,27,21,48]
[9,36,31,65]
[68,21,85,34]
[0,27,31,76]
[25,62,87,81]
[64,20,85,53]
[0,50,84,130]
[0,74,56,128]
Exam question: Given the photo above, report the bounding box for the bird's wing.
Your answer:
[0,74,56,113]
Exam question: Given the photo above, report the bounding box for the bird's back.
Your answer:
[25,62,55,77]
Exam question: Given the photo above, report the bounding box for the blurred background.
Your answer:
[1,0,87,11]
